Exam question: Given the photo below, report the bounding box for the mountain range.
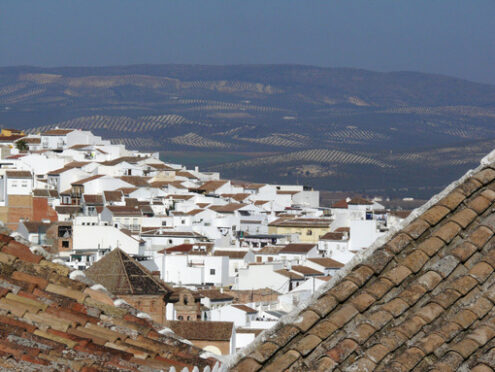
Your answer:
[2,64,495,198]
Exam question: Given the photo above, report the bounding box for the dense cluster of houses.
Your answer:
[0,128,410,355]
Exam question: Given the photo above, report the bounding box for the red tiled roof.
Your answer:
[162,244,194,253]
[320,231,348,240]
[71,174,103,185]
[268,218,332,228]
[41,128,75,136]
[331,198,348,208]
[196,180,228,193]
[307,257,345,269]
[106,205,141,216]
[290,265,324,276]
[274,269,304,280]
[5,170,31,179]
[279,243,317,254]
[212,250,248,259]
[348,196,373,205]
[0,234,217,370]
[197,289,234,301]
[209,203,247,213]
[232,304,258,314]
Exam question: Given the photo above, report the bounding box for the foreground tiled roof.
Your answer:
[229,159,495,371]
[0,235,217,371]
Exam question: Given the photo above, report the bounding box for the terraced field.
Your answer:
[2,64,495,197]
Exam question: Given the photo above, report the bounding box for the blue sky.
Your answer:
[1,1,494,84]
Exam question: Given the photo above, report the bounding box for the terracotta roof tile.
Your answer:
[0,233,218,370]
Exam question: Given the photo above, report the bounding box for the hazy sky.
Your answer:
[1,1,494,84]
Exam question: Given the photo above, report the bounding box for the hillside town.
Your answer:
[0,127,412,357]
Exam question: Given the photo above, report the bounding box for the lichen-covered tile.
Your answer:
[326,338,358,363]
[350,292,375,312]
[450,208,478,229]
[327,304,358,328]
[417,237,445,257]
[330,280,359,302]
[467,325,495,347]
[266,324,300,347]
[264,350,300,372]
[433,221,462,243]
[387,233,413,254]
[422,205,450,226]
[470,226,494,247]
[450,338,480,359]
[417,271,442,291]
[365,248,395,274]
[382,298,409,317]
[365,343,389,363]
[452,309,478,329]
[451,241,478,262]
[382,265,412,286]
[416,302,443,323]
[469,262,494,283]
[294,310,321,332]
[458,178,483,197]
[402,218,430,239]
[293,334,322,356]
[249,342,280,363]
[438,191,467,211]
[473,168,495,185]
[401,250,429,273]
[309,294,338,317]
[399,284,428,306]
[431,288,462,309]
[468,195,492,215]
[366,277,395,299]
[231,358,261,372]
[415,333,445,355]
[348,323,376,344]
[365,310,393,330]
[308,319,338,340]
[346,265,374,287]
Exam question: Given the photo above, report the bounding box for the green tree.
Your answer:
[15,140,28,151]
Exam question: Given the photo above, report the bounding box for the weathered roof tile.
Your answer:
[326,338,358,363]
[230,163,495,372]
[433,221,462,243]
[422,205,450,226]
[468,195,492,214]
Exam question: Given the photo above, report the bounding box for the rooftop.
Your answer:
[0,234,216,370]
[85,248,172,296]
[230,154,495,371]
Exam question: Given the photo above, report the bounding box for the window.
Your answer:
[210,269,216,275]
[162,221,167,226]
[256,256,262,263]
[168,239,173,244]
[268,257,273,262]
[62,241,69,248]
[178,315,183,320]
[306,230,313,236]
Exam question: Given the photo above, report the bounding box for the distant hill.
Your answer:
[1,64,495,198]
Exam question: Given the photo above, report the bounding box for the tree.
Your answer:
[15,140,28,151]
